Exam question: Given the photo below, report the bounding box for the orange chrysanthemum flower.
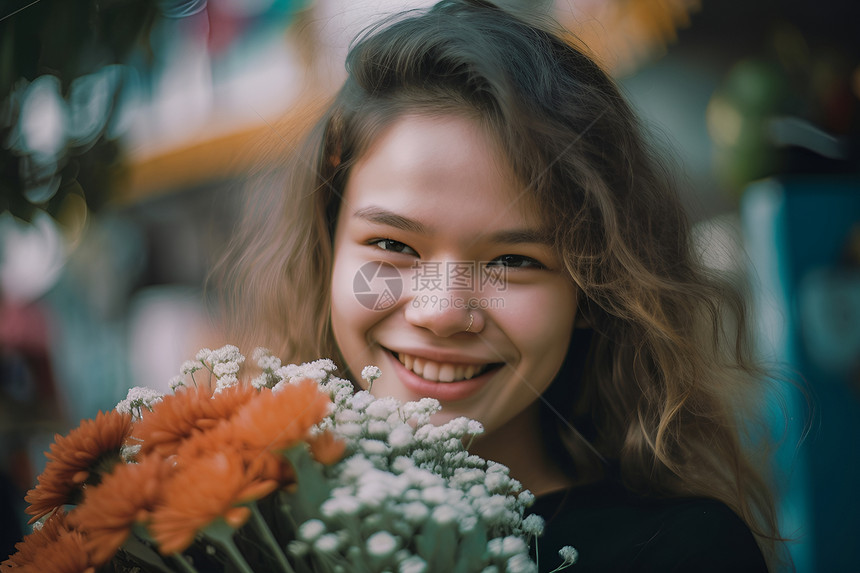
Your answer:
[25,411,133,523]
[133,383,257,457]
[229,378,332,453]
[68,455,170,565]
[2,510,95,573]
[148,450,278,555]
[172,422,292,484]
[2,509,69,568]
[307,430,347,465]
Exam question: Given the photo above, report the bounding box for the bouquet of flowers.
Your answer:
[3,346,577,573]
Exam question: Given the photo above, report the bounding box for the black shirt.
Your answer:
[527,480,768,572]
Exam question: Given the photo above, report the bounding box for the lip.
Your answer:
[385,345,498,366]
[384,349,501,402]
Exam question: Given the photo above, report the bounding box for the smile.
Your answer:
[392,351,500,383]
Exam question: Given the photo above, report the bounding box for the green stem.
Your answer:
[202,519,255,573]
[120,531,175,573]
[217,536,255,573]
[170,553,201,573]
[250,502,296,573]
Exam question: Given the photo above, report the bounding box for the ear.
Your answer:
[574,312,591,329]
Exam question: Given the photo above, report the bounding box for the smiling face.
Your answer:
[330,113,578,435]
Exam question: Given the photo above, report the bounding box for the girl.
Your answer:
[217,1,783,570]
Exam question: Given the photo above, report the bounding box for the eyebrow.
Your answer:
[353,206,427,234]
[352,205,552,245]
[486,228,553,246]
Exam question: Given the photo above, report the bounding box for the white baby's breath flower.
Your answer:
[521,514,545,536]
[464,454,485,466]
[517,490,535,507]
[500,535,528,556]
[430,504,459,525]
[252,347,282,372]
[334,409,362,424]
[213,361,240,377]
[250,374,269,390]
[180,360,202,375]
[357,477,397,507]
[478,495,508,522]
[276,364,300,380]
[400,397,441,422]
[558,546,579,564]
[388,424,415,449]
[399,501,430,525]
[298,519,326,542]
[367,420,393,438]
[421,485,449,506]
[485,471,508,494]
[365,396,399,419]
[210,344,243,364]
[505,553,538,573]
[116,386,163,419]
[313,533,341,554]
[350,391,376,412]
[168,375,185,391]
[458,514,478,533]
[361,365,382,384]
[120,443,141,462]
[321,496,362,518]
[451,468,484,488]
[398,556,428,573]
[335,423,363,438]
[310,358,338,374]
[467,420,484,435]
[195,348,212,362]
[359,439,390,456]
[332,385,354,405]
[287,540,309,558]
[214,374,238,392]
[486,462,509,475]
[366,531,398,558]
[251,347,268,362]
[468,484,489,500]
[487,537,504,557]
[444,417,469,436]
[442,438,462,452]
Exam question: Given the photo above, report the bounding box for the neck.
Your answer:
[469,403,575,497]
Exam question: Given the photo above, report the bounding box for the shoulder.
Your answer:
[529,481,768,573]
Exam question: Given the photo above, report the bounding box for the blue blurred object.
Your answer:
[742,175,860,572]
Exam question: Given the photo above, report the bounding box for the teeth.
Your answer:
[395,352,491,382]
[412,357,425,376]
[438,364,455,382]
[422,361,439,381]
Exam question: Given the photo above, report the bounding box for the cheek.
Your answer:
[330,253,379,368]
[500,285,576,347]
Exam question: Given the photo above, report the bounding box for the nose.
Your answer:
[404,293,484,337]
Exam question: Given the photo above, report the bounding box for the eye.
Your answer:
[487,254,545,269]
[369,238,418,256]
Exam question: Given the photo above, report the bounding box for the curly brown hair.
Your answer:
[215,0,782,565]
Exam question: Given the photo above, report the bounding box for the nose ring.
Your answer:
[465,312,474,333]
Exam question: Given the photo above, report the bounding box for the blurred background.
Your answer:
[1,0,858,569]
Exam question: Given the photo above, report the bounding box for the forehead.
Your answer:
[343,113,542,226]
